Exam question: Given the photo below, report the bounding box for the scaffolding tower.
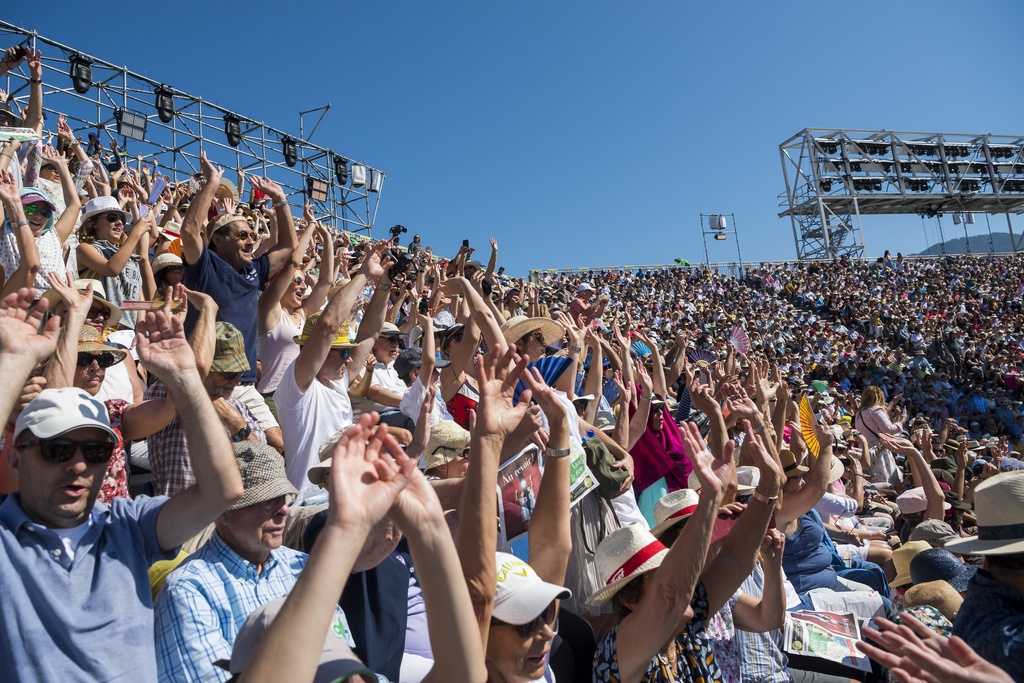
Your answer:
[778,128,1024,260]
[0,21,384,235]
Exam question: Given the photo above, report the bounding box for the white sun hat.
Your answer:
[587,523,669,607]
[945,471,1024,556]
[649,489,700,539]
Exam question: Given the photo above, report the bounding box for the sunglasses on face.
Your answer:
[332,348,352,360]
[16,438,115,464]
[87,305,111,320]
[100,213,124,223]
[219,372,243,382]
[492,600,557,639]
[77,351,119,368]
[23,203,53,218]
[293,275,305,286]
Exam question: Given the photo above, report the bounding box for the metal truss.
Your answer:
[778,128,1024,260]
[0,21,384,235]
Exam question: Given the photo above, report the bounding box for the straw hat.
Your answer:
[828,456,845,483]
[210,212,246,236]
[500,315,565,349]
[423,420,471,471]
[945,471,1024,556]
[77,325,126,365]
[890,540,932,589]
[901,580,964,622]
[308,426,359,487]
[779,449,808,479]
[649,489,700,538]
[216,177,239,203]
[42,279,122,329]
[152,253,183,275]
[293,313,360,349]
[587,523,669,606]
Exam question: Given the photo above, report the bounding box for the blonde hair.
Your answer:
[861,385,885,409]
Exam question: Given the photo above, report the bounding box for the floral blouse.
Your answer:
[593,580,723,683]
[99,399,129,503]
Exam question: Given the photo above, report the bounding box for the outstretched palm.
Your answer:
[136,311,196,380]
[0,289,59,366]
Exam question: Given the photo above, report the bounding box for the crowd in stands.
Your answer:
[1,43,1023,683]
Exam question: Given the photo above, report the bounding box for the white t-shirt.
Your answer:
[274,360,353,502]
[369,361,407,412]
[95,360,135,405]
[399,377,451,427]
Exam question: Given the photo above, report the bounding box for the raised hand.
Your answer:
[25,48,41,80]
[0,169,21,205]
[680,421,735,494]
[521,365,568,427]
[249,176,286,203]
[760,529,786,566]
[742,419,783,492]
[406,383,435,461]
[199,151,224,183]
[635,359,654,395]
[45,272,92,320]
[135,311,197,380]
[357,240,393,281]
[0,289,60,367]
[327,415,415,531]
[474,344,532,440]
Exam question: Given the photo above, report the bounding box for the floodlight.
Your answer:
[714,234,727,241]
[114,109,147,142]
[334,155,349,185]
[69,53,94,94]
[307,177,329,202]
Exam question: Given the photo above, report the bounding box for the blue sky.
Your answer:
[5,2,1024,274]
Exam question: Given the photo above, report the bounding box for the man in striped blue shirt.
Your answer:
[154,441,356,682]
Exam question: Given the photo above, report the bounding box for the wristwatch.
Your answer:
[232,426,251,443]
[545,447,572,459]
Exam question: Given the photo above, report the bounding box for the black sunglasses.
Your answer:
[77,351,119,368]
[491,600,557,639]
[219,371,243,381]
[16,438,115,464]
[100,213,124,223]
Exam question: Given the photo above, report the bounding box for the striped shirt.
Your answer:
[154,531,354,682]
[734,562,793,683]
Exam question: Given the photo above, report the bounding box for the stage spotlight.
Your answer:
[69,53,93,94]
[334,156,349,185]
[155,85,174,123]
[224,114,242,147]
[282,136,298,167]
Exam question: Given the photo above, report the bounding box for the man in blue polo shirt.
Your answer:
[0,293,244,681]
[180,151,297,452]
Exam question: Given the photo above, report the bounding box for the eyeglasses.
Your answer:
[100,213,124,223]
[491,600,557,639]
[23,204,53,218]
[293,275,304,286]
[77,351,119,368]
[16,438,115,464]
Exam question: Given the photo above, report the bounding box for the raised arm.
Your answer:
[776,417,834,528]
[0,289,60,426]
[145,312,244,551]
[522,368,572,586]
[302,223,335,315]
[258,219,317,335]
[179,151,222,266]
[614,424,730,683]
[39,148,82,245]
[880,433,946,521]
[0,170,40,297]
[40,273,91,390]
[250,176,297,275]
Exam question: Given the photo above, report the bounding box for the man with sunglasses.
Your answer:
[0,294,244,681]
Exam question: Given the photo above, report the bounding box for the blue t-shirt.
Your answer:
[0,493,175,680]
[183,246,270,384]
[782,511,837,594]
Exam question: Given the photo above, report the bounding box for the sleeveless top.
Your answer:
[446,379,479,430]
[0,227,66,291]
[782,510,837,594]
[79,240,142,330]
[257,308,303,394]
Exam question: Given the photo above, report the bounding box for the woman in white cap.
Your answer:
[591,421,782,683]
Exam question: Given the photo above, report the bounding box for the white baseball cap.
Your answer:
[14,388,117,441]
[493,552,571,625]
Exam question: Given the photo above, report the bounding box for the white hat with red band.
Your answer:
[649,489,700,539]
[587,523,669,606]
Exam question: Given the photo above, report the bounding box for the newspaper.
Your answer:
[0,127,43,142]
[784,611,872,672]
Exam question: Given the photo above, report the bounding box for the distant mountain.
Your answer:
[917,231,1020,256]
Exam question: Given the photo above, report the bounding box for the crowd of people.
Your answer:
[1,43,1023,683]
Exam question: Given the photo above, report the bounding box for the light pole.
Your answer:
[699,213,745,278]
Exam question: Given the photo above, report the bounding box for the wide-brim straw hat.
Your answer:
[217,178,240,203]
[890,540,933,589]
[42,279,122,330]
[945,471,1024,556]
[423,420,472,471]
[308,425,357,487]
[77,325,126,365]
[293,312,360,349]
[829,456,845,483]
[587,523,669,606]
[649,489,700,538]
[152,252,183,275]
[500,315,565,349]
[780,449,808,479]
